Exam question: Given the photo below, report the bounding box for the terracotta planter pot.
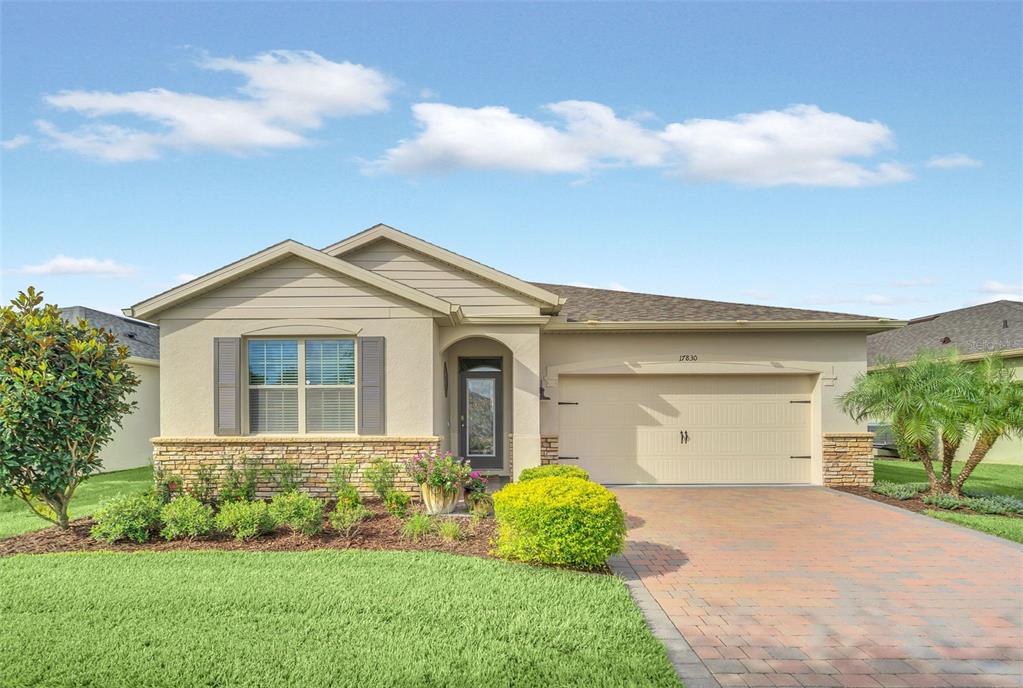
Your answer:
[421,484,463,514]
[466,493,493,518]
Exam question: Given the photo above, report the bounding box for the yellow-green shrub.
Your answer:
[492,477,624,569]
[518,465,590,482]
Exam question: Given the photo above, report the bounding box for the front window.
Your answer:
[247,338,356,434]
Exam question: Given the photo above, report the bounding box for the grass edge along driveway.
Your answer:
[0,466,154,539]
[1,549,681,688]
[875,459,1023,544]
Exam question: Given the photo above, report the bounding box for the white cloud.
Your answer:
[662,105,912,187]
[1,134,31,150]
[419,87,440,100]
[373,102,912,187]
[976,280,1022,302]
[18,255,137,277]
[926,153,982,169]
[175,273,198,284]
[37,50,395,162]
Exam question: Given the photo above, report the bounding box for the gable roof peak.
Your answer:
[323,224,563,308]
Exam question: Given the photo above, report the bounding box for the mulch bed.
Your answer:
[835,486,1023,519]
[0,504,499,559]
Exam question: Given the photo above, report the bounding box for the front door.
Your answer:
[458,358,503,470]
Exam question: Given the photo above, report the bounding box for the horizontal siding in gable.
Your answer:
[344,239,541,315]
[159,257,436,320]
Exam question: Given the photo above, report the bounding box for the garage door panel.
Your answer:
[559,375,813,484]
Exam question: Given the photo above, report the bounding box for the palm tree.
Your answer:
[840,351,971,493]
[950,356,1023,496]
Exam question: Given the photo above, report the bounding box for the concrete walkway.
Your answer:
[612,486,1023,688]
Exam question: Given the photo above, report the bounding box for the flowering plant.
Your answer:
[464,471,489,497]
[403,451,472,493]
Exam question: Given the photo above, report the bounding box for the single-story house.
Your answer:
[59,306,160,472]
[125,224,901,493]
[868,300,1023,465]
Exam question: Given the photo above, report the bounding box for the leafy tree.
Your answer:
[951,357,1023,496]
[0,288,140,528]
[841,350,1023,495]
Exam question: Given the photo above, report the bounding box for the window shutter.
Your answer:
[214,338,241,435]
[358,337,385,435]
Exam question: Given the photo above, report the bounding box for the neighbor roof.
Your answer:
[59,306,159,361]
[534,283,881,323]
[868,300,1023,365]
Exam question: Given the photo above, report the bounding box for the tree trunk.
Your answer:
[939,435,961,493]
[951,432,998,497]
[914,441,940,492]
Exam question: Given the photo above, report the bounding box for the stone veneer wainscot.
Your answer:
[152,436,440,498]
[822,432,875,488]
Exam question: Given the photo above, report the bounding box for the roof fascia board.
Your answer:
[128,240,453,320]
[323,224,562,308]
[543,319,906,333]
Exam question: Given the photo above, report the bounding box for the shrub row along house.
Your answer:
[124,224,901,494]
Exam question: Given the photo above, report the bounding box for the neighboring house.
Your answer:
[125,224,900,492]
[868,300,1023,465]
[59,307,160,472]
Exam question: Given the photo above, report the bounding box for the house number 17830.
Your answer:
[679,354,698,361]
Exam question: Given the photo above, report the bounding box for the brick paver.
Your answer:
[614,487,1023,688]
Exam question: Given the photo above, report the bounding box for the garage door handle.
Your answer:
[557,456,579,461]
[558,401,579,406]
[790,455,811,459]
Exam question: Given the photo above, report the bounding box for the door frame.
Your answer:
[458,357,503,470]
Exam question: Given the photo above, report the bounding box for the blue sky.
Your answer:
[1,2,1020,319]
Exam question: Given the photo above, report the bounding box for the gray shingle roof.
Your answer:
[867,300,1023,365]
[533,283,880,323]
[59,307,159,361]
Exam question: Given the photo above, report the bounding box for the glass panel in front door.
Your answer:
[466,378,496,456]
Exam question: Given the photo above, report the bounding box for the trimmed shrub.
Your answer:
[363,458,397,500]
[384,490,411,519]
[268,492,325,536]
[518,465,590,482]
[922,493,967,510]
[329,504,371,538]
[402,513,432,541]
[215,500,277,540]
[189,466,218,505]
[219,455,264,502]
[91,493,161,543]
[154,469,185,504]
[871,481,928,500]
[966,495,1023,515]
[272,460,303,494]
[160,494,215,540]
[493,477,624,569]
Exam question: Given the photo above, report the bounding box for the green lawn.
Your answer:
[875,459,1023,543]
[875,459,1023,498]
[0,466,153,539]
[925,510,1023,545]
[0,550,680,688]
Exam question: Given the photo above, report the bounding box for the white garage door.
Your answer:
[559,375,813,484]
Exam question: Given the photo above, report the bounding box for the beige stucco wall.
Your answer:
[159,317,435,438]
[953,355,1023,465]
[99,360,160,472]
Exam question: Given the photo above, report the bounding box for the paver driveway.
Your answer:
[613,487,1023,688]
